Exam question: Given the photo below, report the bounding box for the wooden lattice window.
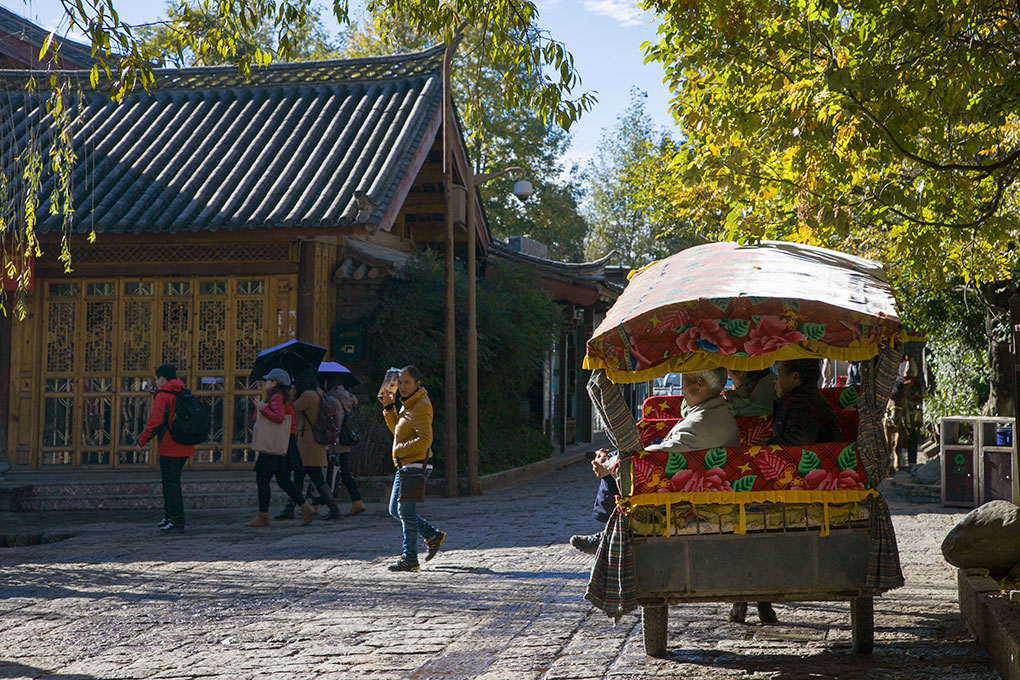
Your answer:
[39,275,296,469]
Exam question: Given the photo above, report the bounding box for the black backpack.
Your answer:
[161,389,211,446]
[338,407,360,447]
[311,390,343,446]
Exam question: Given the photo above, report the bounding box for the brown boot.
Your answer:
[348,499,366,516]
[300,502,316,526]
[246,512,270,528]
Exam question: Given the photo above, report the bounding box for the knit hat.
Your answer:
[262,368,292,386]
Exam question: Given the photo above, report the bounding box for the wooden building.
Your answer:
[0,42,488,476]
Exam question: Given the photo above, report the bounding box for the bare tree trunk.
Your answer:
[981,280,1018,418]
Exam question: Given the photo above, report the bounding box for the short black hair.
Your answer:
[400,365,422,383]
[785,359,822,387]
[155,364,177,381]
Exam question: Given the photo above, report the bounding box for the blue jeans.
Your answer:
[389,468,437,561]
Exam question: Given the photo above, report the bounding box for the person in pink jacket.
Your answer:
[137,364,194,535]
[245,368,315,527]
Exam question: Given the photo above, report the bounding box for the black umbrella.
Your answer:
[317,361,362,389]
[249,340,327,383]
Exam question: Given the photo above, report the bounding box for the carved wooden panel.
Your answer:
[29,274,297,469]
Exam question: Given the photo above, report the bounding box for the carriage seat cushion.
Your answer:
[630,441,870,495]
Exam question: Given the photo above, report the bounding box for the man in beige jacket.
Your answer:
[572,367,739,553]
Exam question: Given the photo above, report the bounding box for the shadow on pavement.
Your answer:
[0,660,97,679]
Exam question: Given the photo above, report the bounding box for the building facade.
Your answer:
[1,38,487,475]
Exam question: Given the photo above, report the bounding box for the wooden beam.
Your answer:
[376,108,444,236]
[36,262,300,278]
[297,241,315,342]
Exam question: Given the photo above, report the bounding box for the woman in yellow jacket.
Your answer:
[381,366,446,572]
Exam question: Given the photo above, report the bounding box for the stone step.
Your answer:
[29,479,255,497]
[13,476,398,511]
[19,491,259,512]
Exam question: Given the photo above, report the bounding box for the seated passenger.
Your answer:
[768,358,842,446]
[646,367,740,454]
[570,367,738,555]
[723,368,778,417]
[731,358,839,627]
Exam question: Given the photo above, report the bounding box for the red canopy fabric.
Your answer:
[584,241,904,383]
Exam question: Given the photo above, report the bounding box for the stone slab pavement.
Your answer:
[0,462,1000,680]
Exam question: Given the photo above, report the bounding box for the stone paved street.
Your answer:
[0,462,999,679]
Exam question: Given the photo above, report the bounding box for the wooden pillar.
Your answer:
[296,240,315,343]
[1010,294,1020,503]
[556,326,567,453]
[466,173,480,495]
[0,307,11,470]
[442,44,459,497]
[579,306,594,444]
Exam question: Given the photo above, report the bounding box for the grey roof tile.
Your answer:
[0,46,445,235]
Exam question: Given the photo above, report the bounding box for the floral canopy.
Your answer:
[584,241,905,383]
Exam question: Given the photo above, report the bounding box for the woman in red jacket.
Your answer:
[246,368,315,527]
[137,364,194,535]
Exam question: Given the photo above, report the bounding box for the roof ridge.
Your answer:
[0,5,97,66]
[0,44,446,91]
[490,240,616,270]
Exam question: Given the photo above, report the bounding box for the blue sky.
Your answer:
[2,0,679,166]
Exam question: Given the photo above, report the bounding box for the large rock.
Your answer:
[911,457,941,485]
[942,501,1020,571]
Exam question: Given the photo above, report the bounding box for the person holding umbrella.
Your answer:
[246,369,316,527]
[284,368,343,521]
[320,362,366,516]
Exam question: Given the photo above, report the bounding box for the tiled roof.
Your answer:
[489,241,623,304]
[0,46,445,235]
[0,6,97,68]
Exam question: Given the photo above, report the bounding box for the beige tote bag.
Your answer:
[252,411,292,455]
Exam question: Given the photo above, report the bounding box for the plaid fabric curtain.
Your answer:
[858,346,906,592]
[587,370,643,455]
[584,506,638,622]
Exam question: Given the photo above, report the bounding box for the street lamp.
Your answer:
[466,165,529,496]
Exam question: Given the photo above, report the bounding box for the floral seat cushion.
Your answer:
[631,441,869,495]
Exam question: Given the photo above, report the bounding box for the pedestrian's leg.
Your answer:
[906,427,919,467]
[274,468,305,507]
[167,457,186,526]
[247,465,273,527]
[160,456,185,527]
[339,452,365,515]
[256,469,272,512]
[308,466,341,520]
[276,468,303,519]
[391,470,418,560]
[388,469,400,521]
[397,499,420,561]
[159,455,173,522]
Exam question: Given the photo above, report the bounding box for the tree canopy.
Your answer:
[137,0,341,66]
[583,88,695,266]
[341,13,590,259]
[637,0,1020,285]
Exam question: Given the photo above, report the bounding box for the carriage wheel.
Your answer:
[851,596,874,654]
[642,604,668,657]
